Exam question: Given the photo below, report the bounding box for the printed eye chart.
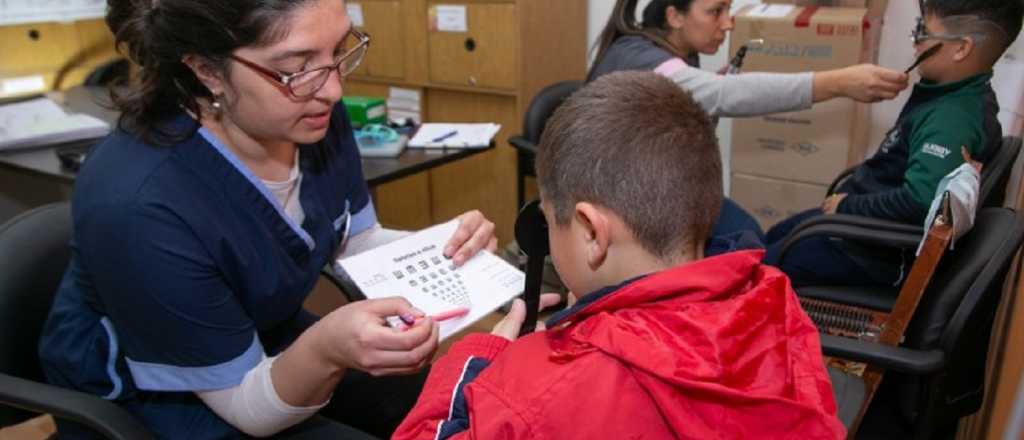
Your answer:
[337,220,525,341]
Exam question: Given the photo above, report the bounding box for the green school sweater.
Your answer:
[837,72,1001,224]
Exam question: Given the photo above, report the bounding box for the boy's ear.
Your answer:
[573,202,610,270]
[952,37,976,62]
[182,54,226,96]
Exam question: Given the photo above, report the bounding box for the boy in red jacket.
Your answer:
[394,71,845,439]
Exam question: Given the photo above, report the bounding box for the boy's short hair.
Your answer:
[535,71,722,260]
[925,0,1023,51]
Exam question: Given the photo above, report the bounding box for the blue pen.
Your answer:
[431,130,458,143]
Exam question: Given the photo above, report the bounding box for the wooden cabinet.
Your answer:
[348,0,587,245]
[351,0,407,79]
[0,19,119,98]
[427,2,518,90]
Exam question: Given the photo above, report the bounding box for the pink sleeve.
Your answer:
[653,58,689,77]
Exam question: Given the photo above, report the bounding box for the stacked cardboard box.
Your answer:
[729,3,883,229]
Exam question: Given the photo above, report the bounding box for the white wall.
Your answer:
[583,0,1024,193]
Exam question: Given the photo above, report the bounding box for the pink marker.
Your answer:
[430,307,470,322]
[398,307,470,330]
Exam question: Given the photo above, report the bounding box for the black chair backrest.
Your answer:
[521,81,582,144]
[905,208,1023,350]
[980,136,1021,209]
[939,208,1024,415]
[0,203,72,426]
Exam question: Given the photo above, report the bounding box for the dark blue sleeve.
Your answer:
[77,199,262,392]
[837,186,928,224]
[331,103,377,235]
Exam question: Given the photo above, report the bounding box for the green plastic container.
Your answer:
[342,96,387,128]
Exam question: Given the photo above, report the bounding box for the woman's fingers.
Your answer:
[355,321,439,373]
[445,210,496,266]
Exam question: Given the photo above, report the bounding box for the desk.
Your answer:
[0,86,491,222]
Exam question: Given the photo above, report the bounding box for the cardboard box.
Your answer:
[729,4,876,184]
[730,173,829,230]
[763,0,888,18]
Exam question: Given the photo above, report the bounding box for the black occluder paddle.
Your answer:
[513,200,549,337]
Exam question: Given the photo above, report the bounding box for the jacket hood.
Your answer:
[547,250,845,438]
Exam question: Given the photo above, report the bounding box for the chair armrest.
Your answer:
[790,214,924,236]
[827,165,859,195]
[820,334,946,375]
[508,136,538,155]
[320,265,365,302]
[0,374,154,440]
[769,216,923,266]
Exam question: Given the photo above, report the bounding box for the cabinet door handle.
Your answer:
[468,75,478,86]
[464,38,476,52]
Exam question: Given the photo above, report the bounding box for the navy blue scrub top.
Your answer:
[38,104,376,439]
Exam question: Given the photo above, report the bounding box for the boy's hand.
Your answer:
[491,294,563,341]
[962,146,983,173]
[822,193,848,214]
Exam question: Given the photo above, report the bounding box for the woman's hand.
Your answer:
[491,293,564,341]
[316,297,439,377]
[814,64,909,103]
[444,210,498,266]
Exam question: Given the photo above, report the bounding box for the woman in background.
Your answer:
[589,0,909,243]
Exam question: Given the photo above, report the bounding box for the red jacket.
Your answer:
[394,250,845,439]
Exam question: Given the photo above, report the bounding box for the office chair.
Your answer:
[771,136,1022,312]
[508,81,582,209]
[811,207,1024,438]
[0,203,154,440]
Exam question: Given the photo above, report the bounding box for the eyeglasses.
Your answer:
[910,16,1001,45]
[231,29,370,99]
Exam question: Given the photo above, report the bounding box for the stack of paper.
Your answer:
[0,97,110,151]
[387,87,422,125]
[408,123,501,149]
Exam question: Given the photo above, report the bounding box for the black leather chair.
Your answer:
[0,203,154,440]
[508,81,582,209]
[771,135,1022,312]
[821,208,1024,438]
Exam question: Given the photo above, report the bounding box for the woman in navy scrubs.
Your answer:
[37,0,496,438]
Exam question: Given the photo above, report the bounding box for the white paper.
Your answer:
[0,97,110,151]
[0,75,46,96]
[337,220,525,341]
[407,123,500,149]
[435,5,468,33]
[0,0,105,26]
[746,4,794,19]
[346,3,364,27]
[389,87,421,103]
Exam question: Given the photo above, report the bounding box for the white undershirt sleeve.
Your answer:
[196,356,327,438]
[338,222,412,258]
